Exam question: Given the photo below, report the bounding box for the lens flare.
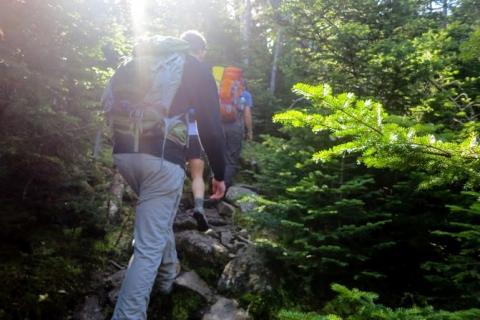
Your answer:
[130,0,146,37]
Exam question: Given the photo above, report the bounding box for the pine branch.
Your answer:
[323,100,383,135]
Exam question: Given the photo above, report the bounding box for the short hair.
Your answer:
[243,80,249,90]
[180,30,207,52]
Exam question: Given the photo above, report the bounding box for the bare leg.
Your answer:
[190,158,205,202]
[189,158,210,231]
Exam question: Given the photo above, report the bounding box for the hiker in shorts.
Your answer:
[181,31,220,232]
[102,30,226,320]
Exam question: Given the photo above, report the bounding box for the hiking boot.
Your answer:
[193,210,210,232]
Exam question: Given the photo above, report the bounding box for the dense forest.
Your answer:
[1,0,479,319]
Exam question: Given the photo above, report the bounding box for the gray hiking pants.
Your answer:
[223,121,244,188]
[111,154,185,320]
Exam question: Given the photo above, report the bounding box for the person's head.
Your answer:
[243,79,249,91]
[180,30,207,61]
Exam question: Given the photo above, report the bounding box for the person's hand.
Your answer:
[210,178,226,200]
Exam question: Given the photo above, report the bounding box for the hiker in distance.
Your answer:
[220,72,254,188]
[101,30,226,320]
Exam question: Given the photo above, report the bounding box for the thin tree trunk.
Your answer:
[442,0,448,27]
[241,0,252,66]
[93,127,102,159]
[269,28,283,95]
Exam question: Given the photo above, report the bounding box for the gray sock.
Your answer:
[194,197,204,213]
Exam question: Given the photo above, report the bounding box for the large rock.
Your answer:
[204,207,230,227]
[175,208,230,230]
[217,201,236,218]
[208,217,229,227]
[220,230,234,249]
[174,210,198,231]
[218,245,272,295]
[202,297,250,320]
[175,230,230,267]
[174,271,216,303]
[174,271,249,320]
[225,186,258,213]
[106,269,127,304]
[73,295,104,320]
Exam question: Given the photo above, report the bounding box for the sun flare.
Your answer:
[130,0,146,37]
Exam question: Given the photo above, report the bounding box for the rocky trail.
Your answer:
[74,185,272,320]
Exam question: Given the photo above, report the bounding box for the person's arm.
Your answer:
[244,106,253,141]
[242,91,253,141]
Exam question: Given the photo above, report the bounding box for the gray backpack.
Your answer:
[101,36,190,152]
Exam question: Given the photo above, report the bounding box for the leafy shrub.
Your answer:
[278,284,480,320]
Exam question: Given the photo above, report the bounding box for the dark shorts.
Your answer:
[186,135,203,160]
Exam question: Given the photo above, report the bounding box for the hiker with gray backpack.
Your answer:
[101,30,225,320]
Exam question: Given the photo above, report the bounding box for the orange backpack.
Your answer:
[218,66,244,123]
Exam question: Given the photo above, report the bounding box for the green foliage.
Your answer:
[248,129,468,307]
[250,83,479,310]
[423,192,480,307]
[279,284,480,320]
[245,1,480,313]
[278,309,340,320]
[0,226,109,319]
[0,0,123,201]
[459,26,480,62]
[274,83,480,189]
[0,1,125,318]
[238,290,289,320]
[277,0,480,125]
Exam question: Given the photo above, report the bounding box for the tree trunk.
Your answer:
[241,0,252,66]
[93,127,103,159]
[442,0,448,27]
[269,28,283,95]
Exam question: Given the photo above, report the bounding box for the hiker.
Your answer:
[181,31,214,232]
[102,31,225,320]
[222,77,254,188]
